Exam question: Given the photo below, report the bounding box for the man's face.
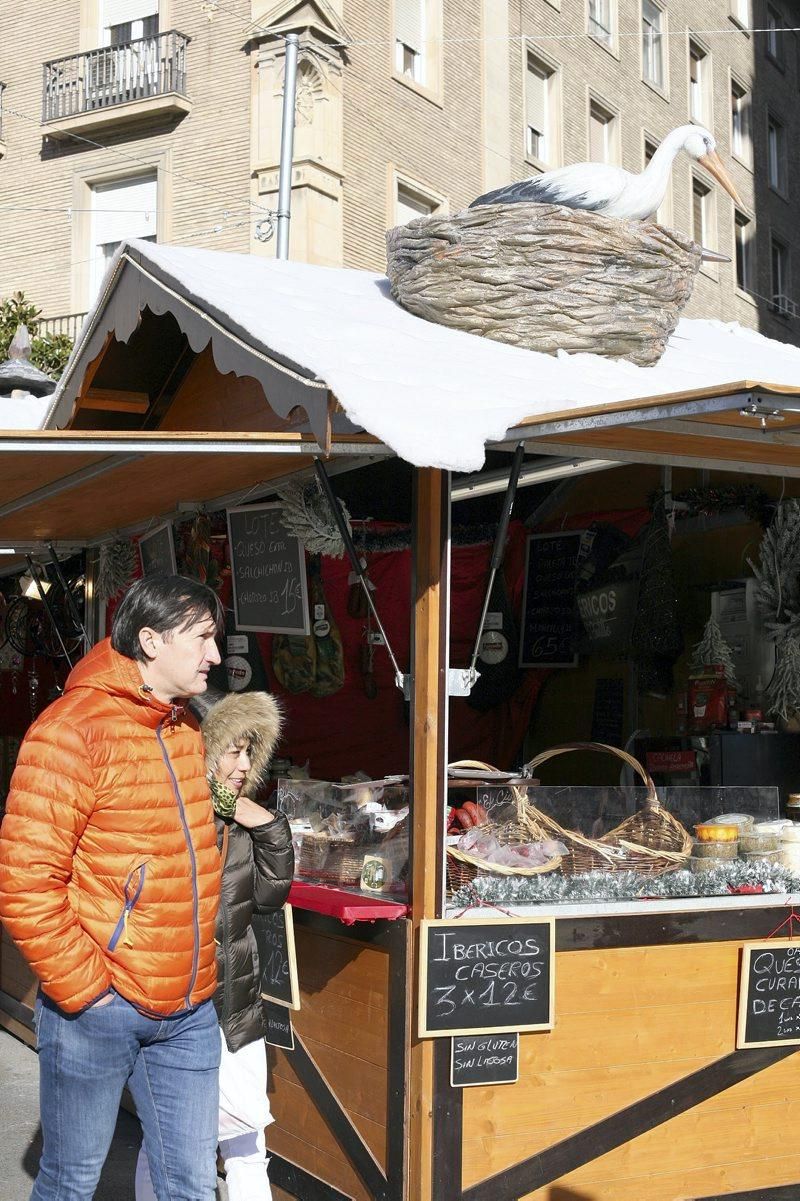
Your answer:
[139,613,222,701]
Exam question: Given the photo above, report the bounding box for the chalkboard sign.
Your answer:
[591,677,625,746]
[450,1032,519,1088]
[520,531,586,668]
[263,1001,295,1050]
[251,904,300,1010]
[418,917,554,1039]
[227,504,309,634]
[737,940,800,1048]
[139,522,177,577]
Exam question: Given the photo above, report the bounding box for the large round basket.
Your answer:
[521,742,692,876]
[445,759,562,894]
[385,204,704,367]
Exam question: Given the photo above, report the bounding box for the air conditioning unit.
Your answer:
[773,293,798,318]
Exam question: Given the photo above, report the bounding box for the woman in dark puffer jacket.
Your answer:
[136,688,293,1201]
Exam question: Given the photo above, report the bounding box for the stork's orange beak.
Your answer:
[698,150,743,207]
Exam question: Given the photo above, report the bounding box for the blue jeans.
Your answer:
[32,991,221,1201]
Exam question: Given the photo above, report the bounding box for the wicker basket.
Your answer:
[446,759,562,892]
[521,742,692,876]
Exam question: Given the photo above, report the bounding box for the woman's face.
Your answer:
[215,740,252,795]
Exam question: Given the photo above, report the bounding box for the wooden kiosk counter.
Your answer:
[4,243,800,1200]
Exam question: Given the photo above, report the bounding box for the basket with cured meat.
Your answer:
[445,744,692,894]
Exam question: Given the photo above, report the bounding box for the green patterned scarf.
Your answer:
[209,776,237,819]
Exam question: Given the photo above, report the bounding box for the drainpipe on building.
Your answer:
[275,33,300,261]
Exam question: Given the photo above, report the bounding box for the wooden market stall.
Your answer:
[3,241,800,1200]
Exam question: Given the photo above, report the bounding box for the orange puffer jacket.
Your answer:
[0,638,221,1015]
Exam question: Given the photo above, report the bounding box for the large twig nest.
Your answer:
[385,203,704,367]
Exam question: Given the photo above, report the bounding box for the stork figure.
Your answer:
[469,125,742,221]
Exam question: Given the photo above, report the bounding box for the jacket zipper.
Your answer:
[157,717,201,1008]
[108,864,147,951]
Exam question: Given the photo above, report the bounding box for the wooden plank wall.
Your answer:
[267,926,391,1200]
[0,927,37,1045]
[462,941,800,1200]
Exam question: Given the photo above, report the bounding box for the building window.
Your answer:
[730,0,751,26]
[692,178,712,246]
[771,236,792,315]
[644,137,673,226]
[395,0,426,85]
[90,173,157,302]
[767,114,787,194]
[588,0,614,48]
[100,0,159,45]
[766,6,785,66]
[525,54,558,165]
[642,0,665,89]
[689,41,711,126]
[589,99,617,164]
[734,210,753,292]
[731,78,752,166]
[395,180,442,225]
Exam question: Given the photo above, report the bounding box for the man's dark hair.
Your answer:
[111,574,224,662]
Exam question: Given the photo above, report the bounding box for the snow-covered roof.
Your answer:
[48,240,800,472]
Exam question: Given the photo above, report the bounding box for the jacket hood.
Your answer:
[64,637,167,717]
[191,689,283,786]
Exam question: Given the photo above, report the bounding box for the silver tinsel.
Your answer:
[96,539,137,600]
[452,860,800,907]
[276,480,351,558]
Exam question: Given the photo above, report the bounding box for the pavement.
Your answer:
[0,1029,229,1200]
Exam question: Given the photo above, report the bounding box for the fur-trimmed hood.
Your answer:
[189,688,283,787]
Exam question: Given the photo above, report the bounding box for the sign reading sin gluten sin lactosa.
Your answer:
[418,917,555,1039]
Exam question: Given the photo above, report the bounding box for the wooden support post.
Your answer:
[408,466,450,1201]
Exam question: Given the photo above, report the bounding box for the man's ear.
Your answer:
[138,627,160,662]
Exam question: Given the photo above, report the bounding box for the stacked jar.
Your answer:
[691,821,741,872]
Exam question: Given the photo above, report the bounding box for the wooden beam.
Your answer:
[80,389,150,414]
[408,467,450,1201]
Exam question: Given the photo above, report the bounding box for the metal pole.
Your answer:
[275,33,300,260]
[47,543,90,655]
[25,556,75,669]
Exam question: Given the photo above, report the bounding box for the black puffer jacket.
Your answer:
[192,690,293,1052]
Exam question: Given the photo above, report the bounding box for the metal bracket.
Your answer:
[399,667,478,700]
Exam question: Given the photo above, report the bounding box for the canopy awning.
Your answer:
[46,240,800,473]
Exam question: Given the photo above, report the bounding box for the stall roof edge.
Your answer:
[38,239,800,473]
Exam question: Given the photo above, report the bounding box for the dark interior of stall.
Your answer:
[2,455,799,883]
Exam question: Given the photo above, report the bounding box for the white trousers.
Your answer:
[135,1034,274,1201]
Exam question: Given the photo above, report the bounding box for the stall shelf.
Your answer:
[3,242,800,1199]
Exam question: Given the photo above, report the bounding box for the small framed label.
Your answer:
[264,1001,295,1050]
[451,1033,519,1088]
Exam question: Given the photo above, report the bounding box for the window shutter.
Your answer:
[395,0,423,53]
[92,175,157,249]
[526,61,547,136]
[102,0,158,29]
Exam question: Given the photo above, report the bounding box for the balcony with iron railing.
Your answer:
[42,30,191,137]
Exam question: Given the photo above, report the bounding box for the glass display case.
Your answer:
[277,775,409,896]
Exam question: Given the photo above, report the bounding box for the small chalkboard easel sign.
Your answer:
[418,917,554,1039]
[450,1032,519,1087]
[263,1001,295,1050]
[252,904,301,1011]
[737,939,800,1048]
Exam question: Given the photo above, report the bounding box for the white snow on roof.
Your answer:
[0,393,53,431]
[96,242,800,470]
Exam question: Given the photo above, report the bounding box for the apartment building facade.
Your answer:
[0,0,798,347]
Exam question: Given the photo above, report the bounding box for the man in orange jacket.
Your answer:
[0,574,225,1201]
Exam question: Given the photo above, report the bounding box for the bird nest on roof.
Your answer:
[385,203,704,367]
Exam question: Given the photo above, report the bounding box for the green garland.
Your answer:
[452,860,800,907]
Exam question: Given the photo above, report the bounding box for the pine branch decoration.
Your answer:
[276,480,351,558]
[748,499,800,642]
[96,539,137,600]
[766,634,800,721]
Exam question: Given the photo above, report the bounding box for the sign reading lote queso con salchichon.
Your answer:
[227,503,309,635]
[737,940,800,1048]
[418,917,554,1038]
